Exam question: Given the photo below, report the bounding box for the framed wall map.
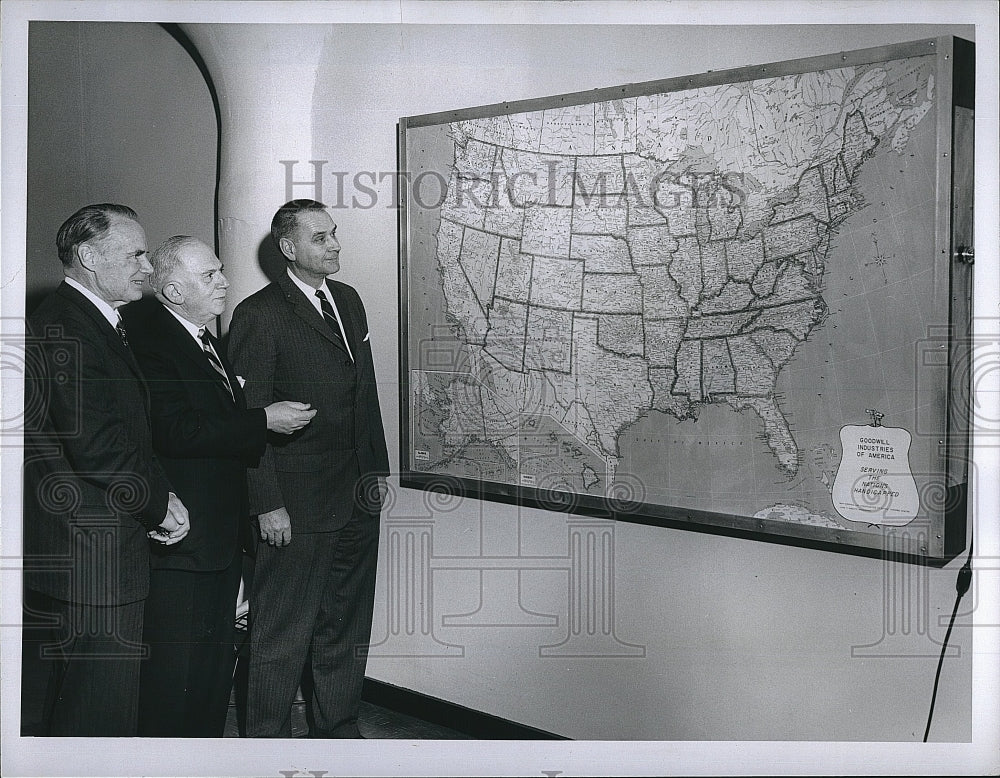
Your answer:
[398,36,974,564]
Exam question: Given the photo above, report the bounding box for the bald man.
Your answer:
[121,236,314,736]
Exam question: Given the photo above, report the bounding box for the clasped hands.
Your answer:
[148,491,190,545]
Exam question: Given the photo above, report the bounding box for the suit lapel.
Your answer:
[155,305,230,386]
[202,329,246,408]
[324,280,359,358]
[277,272,352,359]
[214,338,247,409]
[57,283,148,386]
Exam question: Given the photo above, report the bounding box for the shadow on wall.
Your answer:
[217,235,285,353]
[258,236,286,283]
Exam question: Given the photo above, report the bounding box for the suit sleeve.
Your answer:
[132,346,268,462]
[228,300,285,516]
[34,320,171,530]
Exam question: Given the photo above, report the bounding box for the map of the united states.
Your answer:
[415,55,934,497]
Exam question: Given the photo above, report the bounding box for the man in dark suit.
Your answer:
[122,236,316,736]
[23,203,190,736]
[229,199,389,738]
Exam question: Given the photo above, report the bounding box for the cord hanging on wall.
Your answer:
[922,540,974,741]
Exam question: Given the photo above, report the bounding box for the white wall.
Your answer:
[301,23,977,740]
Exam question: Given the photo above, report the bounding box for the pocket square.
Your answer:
[363,332,370,342]
[236,375,247,388]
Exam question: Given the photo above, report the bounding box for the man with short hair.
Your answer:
[229,199,389,738]
[23,203,189,736]
[122,235,315,736]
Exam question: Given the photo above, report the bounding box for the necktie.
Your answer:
[314,288,352,360]
[198,329,235,400]
[115,314,129,347]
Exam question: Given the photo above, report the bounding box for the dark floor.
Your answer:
[222,639,474,739]
[22,605,491,740]
[22,639,471,739]
[221,693,473,739]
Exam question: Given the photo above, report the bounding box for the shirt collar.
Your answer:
[64,276,120,330]
[286,266,327,301]
[285,267,354,361]
[162,304,206,342]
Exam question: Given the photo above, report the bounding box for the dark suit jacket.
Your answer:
[122,297,268,571]
[228,271,389,532]
[23,282,172,605]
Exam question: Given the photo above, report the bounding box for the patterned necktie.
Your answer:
[115,313,129,347]
[198,328,235,400]
[314,288,352,360]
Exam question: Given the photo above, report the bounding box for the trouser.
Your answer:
[25,590,145,736]
[137,554,243,737]
[246,509,379,738]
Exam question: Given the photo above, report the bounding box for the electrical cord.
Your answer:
[922,543,973,742]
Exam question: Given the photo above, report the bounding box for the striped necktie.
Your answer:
[314,288,352,360]
[198,328,235,400]
[115,313,129,347]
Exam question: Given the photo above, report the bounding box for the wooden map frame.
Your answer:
[397,36,974,565]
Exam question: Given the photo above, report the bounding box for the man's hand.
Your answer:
[149,491,190,545]
[258,506,292,547]
[264,401,316,434]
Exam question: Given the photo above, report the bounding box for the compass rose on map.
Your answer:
[865,232,892,285]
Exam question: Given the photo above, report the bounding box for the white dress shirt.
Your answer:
[163,304,206,345]
[64,276,121,330]
[163,305,234,398]
[285,267,354,362]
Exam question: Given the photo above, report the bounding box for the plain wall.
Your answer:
[25,22,216,310]
[23,21,978,742]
